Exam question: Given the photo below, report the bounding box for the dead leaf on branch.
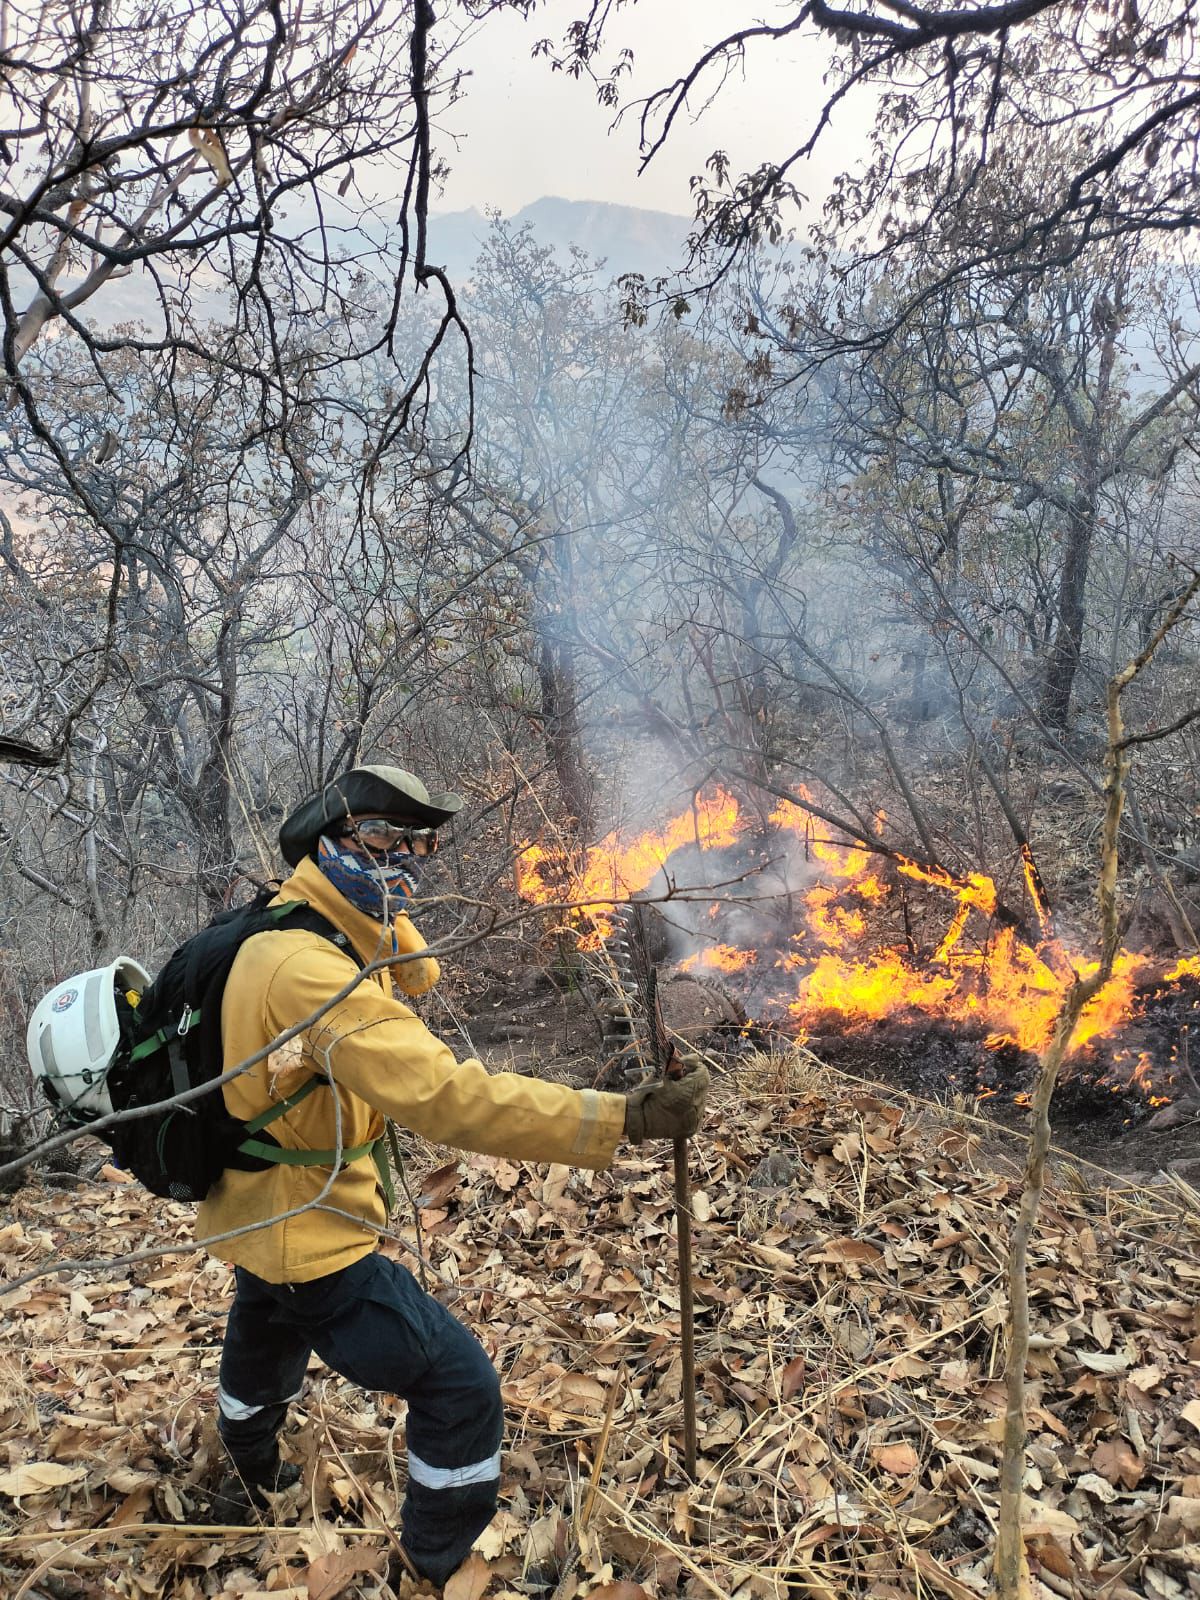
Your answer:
[187,125,233,186]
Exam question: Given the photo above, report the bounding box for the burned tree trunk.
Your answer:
[1038,305,1120,732]
[190,614,241,902]
[1040,494,1096,729]
[536,632,592,838]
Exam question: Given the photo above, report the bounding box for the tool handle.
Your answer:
[649,966,680,1080]
[673,1133,697,1479]
[648,963,697,1480]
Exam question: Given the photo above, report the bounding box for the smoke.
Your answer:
[635,826,827,986]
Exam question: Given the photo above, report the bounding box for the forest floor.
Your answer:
[1,1047,1198,1600]
[458,967,1200,1186]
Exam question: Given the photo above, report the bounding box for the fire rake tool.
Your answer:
[645,963,698,1480]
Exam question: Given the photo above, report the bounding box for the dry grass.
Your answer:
[0,1048,1197,1599]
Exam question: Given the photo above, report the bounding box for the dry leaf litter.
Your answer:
[1,1050,1198,1600]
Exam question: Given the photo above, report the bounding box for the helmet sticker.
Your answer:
[52,989,79,1013]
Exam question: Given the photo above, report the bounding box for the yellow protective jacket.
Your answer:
[196,856,626,1282]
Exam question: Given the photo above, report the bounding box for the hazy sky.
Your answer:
[434,1,857,219]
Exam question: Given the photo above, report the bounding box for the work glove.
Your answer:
[624,1062,710,1143]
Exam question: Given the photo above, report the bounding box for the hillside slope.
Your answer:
[1,1052,1197,1599]
[428,196,691,280]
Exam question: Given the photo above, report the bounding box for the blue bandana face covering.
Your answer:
[316,834,423,920]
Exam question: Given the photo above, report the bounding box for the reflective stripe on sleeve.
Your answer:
[218,1384,303,1422]
[570,1088,600,1156]
[408,1447,501,1490]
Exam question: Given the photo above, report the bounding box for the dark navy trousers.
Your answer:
[217,1252,503,1583]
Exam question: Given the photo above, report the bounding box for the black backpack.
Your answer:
[92,892,368,1202]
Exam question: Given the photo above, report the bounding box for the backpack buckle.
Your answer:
[177,1006,194,1038]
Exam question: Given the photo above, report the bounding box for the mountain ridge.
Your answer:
[428,194,692,279]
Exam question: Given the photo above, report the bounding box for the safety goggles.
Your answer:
[342,817,441,857]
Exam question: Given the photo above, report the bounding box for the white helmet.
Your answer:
[27,958,151,1121]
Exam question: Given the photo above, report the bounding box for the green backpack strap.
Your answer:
[231,915,390,1198]
[374,1133,397,1213]
[236,1073,378,1169]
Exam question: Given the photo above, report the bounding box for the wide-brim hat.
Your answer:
[279,763,464,865]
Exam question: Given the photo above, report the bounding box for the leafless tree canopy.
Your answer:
[542,2,1200,325]
[0,17,1198,1600]
[0,0,502,766]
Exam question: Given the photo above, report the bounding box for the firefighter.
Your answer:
[202,763,707,1582]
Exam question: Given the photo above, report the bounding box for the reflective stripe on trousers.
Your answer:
[217,1384,304,1423]
[408,1446,502,1489]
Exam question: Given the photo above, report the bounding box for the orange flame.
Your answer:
[679,944,758,975]
[516,789,743,947]
[518,787,1191,1079]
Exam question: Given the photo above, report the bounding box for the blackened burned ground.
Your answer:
[806,1020,1141,1124]
[462,964,1199,1182]
[730,969,1200,1177]
[674,966,1200,1177]
[800,997,1200,1179]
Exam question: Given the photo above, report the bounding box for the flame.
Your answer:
[1107,1047,1174,1107]
[518,786,1194,1086]
[679,944,758,975]
[1020,842,1055,937]
[516,788,742,947]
